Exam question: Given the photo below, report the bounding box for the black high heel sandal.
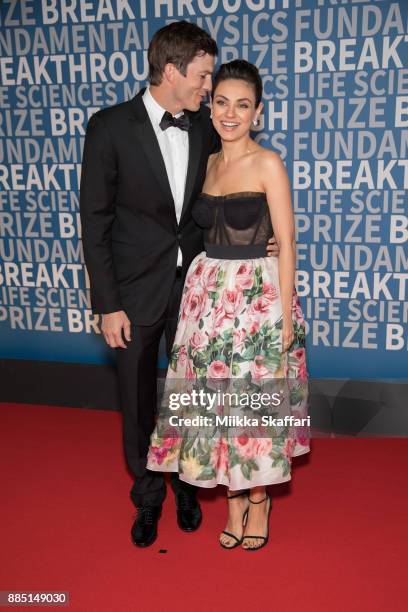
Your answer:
[242,495,272,551]
[219,491,249,550]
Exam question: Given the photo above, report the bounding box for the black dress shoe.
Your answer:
[176,491,202,532]
[131,505,161,548]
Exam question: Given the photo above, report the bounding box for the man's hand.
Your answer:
[267,235,279,257]
[101,310,131,349]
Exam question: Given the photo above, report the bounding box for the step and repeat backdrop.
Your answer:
[0,0,407,379]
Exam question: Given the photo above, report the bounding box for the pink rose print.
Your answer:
[177,345,187,366]
[149,446,169,465]
[249,321,260,335]
[256,438,273,455]
[213,303,227,330]
[248,282,278,317]
[249,297,271,316]
[283,438,295,458]
[292,348,305,362]
[149,428,179,465]
[189,331,207,352]
[296,428,309,447]
[292,293,305,324]
[236,262,254,290]
[163,428,180,447]
[222,289,244,319]
[186,358,196,380]
[263,282,278,302]
[235,436,272,460]
[208,360,230,379]
[292,347,307,380]
[181,286,208,322]
[298,362,308,380]
[233,328,247,349]
[185,261,205,288]
[234,436,255,460]
[237,433,249,446]
[210,438,229,472]
[202,264,218,291]
[250,355,270,380]
[212,289,243,330]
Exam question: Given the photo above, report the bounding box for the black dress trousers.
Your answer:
[116,271,194,508]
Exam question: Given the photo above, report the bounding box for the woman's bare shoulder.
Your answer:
[255,147,285,171]
[255,148,289,194]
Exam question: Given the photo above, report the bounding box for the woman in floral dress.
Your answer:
[147,60,309,550]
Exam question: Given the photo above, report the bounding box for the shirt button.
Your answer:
[177,233,182,240]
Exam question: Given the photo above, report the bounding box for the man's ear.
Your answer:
[163,63,178,84]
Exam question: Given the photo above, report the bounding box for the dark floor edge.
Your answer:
[1,359,407,435]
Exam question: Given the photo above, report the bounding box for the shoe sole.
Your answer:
[131,534,158,548]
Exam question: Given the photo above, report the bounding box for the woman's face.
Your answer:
[211,78,262,141]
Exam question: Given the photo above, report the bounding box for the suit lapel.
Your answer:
[180,113,202,224]
[128,93,176,220]
[129,92,203,227]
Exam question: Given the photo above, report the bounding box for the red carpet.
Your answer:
[0,402,407,612]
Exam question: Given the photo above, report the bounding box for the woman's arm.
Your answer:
[261,151,295,349]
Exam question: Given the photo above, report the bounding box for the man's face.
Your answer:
[172,52,215,111]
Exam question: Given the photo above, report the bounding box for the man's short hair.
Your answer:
[148,20,218,85]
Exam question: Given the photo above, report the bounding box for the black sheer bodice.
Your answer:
[192,192,273,259]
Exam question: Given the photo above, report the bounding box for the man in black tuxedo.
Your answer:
[80,22,218,547]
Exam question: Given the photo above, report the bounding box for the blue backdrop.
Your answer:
[0,0,407,380]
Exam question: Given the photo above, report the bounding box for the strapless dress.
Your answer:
[147,192,309,489]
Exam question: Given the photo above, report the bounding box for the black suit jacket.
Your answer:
[80,90,218,325]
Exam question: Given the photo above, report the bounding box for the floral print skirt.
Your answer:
[147,252,310,490]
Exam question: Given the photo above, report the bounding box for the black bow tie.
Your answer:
[159,111,191,132]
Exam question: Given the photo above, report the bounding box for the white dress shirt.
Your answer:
[142,86,189,266]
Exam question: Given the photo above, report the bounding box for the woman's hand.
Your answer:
[266,235,279,257]
[282,315,294,352]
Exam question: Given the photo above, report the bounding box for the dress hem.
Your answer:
[147,466,292,489]
[146,451,309,490]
